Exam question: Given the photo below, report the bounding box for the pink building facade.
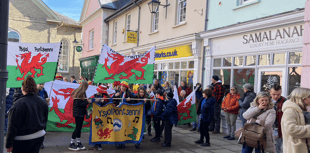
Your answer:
[301,0,310,88]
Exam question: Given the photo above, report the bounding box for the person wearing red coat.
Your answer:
[221,86,240,140]
[178,81,192,97]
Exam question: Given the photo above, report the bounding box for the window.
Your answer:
[238,0,257,5]
[113,21,117,45]
[125,14,131,41]
[234,56,243,66]
[8,28,20,42]
[273,53,286,65]
[246,55,256,66]
[58,39,70,72]
[151,12,159,32]
[213,58,221,67]
[177,0,186,24]
[89,30,94,50]
[289,52,302,64]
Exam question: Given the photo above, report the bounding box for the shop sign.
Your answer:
[127,31,137,43]
[155,45,192,60]
[76,46,82,52]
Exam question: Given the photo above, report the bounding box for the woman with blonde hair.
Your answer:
[164,81,172,94]
[282,88,310,153]
[69,81,90,151]
[242,92,276,153]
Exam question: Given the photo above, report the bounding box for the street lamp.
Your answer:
[72,38,79,77]
[148,0,170,18]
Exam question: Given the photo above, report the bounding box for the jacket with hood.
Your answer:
[281,100,310,153]
[201,97,216,122]
[238,91,256,122]
[151,98,164,120]
[162,98,178,124]
[243,102,276,152]
[222,93,240,114]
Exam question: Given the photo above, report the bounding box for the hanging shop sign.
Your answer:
[127,31,138,43]
[155,45,192,60]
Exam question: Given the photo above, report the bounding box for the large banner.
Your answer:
[90,102,145,145]
[45,81,97,132]
[7,42,61,88]
[177,88,198,125]
[94,44,155,84]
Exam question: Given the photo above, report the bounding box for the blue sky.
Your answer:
[42,0,84,21]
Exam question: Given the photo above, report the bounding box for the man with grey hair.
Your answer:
[179,90,186,102]
[238,83,256,126]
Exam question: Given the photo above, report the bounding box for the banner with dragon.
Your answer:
[94,44,155,84]
[7,42,61,88]
[177,87,198,125]
[89,102,145,145]
[44,81,97,132]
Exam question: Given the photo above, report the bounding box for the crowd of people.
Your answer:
[5,74,310,153]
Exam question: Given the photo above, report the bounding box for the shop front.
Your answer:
[201,12,304,131]
[79,55,99,82]
[154,45,199,89]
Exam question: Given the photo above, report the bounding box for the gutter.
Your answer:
[134,1,141,47]
[202,0,210,86]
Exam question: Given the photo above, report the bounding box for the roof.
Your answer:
[99,0,131,10]
[53,11,81,27]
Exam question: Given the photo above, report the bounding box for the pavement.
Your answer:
[4,125,242,153]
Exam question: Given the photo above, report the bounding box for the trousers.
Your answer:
[209,102,221,132]
[164,120,173,145]
[224,112,238,137]
[72,117,84,139]
[12,136,44,153]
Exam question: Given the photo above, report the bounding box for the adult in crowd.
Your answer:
[164,81,172,94]
[222,86,240,140]
[69,81,90,151]
[6,76,48,153]
[179,90,186,102]
[194,89,216,147]
[55,73,63,81]
[209,75,224,134]
[37,83,50,106]
[5,88,14,135]
[178,81,192,97]
[153,79,164,92]
[162,92,178,147]
[151,89,164,143]
[242,92,276,153]
[197,85,213,132]
[270,84,286,153]
[71,76,77,83]
[191,83,203,131]
[238,83,256,126]
[281,88,310,153]
[63,77,69,82]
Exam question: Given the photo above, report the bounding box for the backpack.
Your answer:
[240,110,267,151]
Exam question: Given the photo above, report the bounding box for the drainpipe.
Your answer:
[134,1,141,47]
[201,0,210,86]
[0,0,9,152]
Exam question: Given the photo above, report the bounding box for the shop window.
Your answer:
[289,52,302,64]
[58,39,70,72]
[213,69,231,95]
[157,63,162,70]
[158,71,168,87]
[180,71,193,88]
[177,0,186,24]
[154,64,158,70]
[246,55,256,66]
[169,63,174,69]
[259,54,271,66]
[213,58,221,67]
[175,62,180,69]
[154,72,158,79]
[273,53,286,65]
[8,29,20,42]
[162,63,168,70]
[234,56,243,66]
[288,67,302,95]
[168,71,179,87]
[223,57,232,67]
[233,68,255,95]
[181,62,187,69]
[189,61,194,68]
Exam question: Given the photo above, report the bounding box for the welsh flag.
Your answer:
[44,80,97,132]
[94,44,155,84]
[6,42,60,88]
[177,88,198,125]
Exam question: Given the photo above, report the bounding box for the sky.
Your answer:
[42,0,84,21]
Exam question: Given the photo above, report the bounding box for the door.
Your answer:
[257,68,286,96]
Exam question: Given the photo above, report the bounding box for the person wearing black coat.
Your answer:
[195,89,216,147]
[69,82,90,151]
[5,88,14,134]
[151,89,164,143]
[161,92,178,147]
[6,76,48,153]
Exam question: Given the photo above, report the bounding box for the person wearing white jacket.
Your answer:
[281,88,310,153]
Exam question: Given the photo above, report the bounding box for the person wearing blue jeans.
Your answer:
[242,144,262,153]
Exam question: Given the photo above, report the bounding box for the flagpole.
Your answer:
[48,81,55,99]
[76,97,157,101]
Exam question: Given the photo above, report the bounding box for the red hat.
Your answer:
[120,81,129,88]
[96,85,107,94]
[55,73,63,79]
[88,81,92,85]
[113,81,121,87]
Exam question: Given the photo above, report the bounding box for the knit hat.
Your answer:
[120,81,129,88]
[88,81,93,85]
[167,92,174,99]
[55,73,63,79]
[155,89,163,96]
[212,75,219,81]
[96,85,107,94]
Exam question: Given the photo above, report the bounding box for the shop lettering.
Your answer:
[155,50,178,58]
[98,108,141,117]
[250,38,301,48]
[19,46,29,52]
[243,25,303,44]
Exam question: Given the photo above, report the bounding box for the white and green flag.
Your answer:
[7,42,61,88]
